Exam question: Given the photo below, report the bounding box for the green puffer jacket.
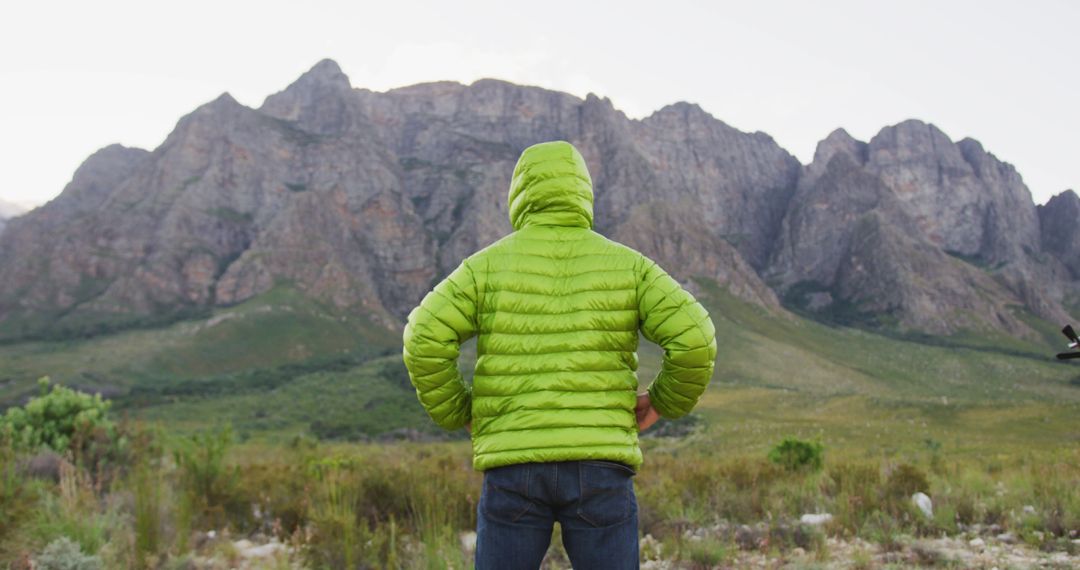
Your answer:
[402,140,717,472]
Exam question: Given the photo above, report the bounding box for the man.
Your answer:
[402,140,717,569]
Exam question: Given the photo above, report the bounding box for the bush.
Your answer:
[885,463,930,499]
[0,377,114,454]
[767,437,825,472]
[34,536,103,570]
[0,426,33,540]
[171,425,245,530]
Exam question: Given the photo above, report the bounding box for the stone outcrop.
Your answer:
[767,123,1072,336]
[1039,190,1080,279]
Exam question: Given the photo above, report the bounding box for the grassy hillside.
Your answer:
[696,278,1079,403]
[0,285,397,409]
[1,277,1077,443]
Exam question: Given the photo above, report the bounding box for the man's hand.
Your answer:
[635,393,661,432]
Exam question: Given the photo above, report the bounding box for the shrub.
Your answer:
[679,536,732,566]
[0,425,33,539]
[885,463,930,499]
[767,437,825,472]
[31,461,122,558]
[0,378,114,454]
[171,425,245,530]
[34,537,103,570]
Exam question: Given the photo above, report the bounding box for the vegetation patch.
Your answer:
[205,207,252,223]
[780,280,897,329]
[768,436,825,472]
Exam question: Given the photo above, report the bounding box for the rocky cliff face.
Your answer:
[1039,190,1080,280]
[0,59,1073,341]
[767,124,1072,335]
[0,60,790,340]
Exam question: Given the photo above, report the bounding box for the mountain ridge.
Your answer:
[0,58,1075,343]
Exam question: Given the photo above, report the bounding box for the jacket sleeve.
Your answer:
[637,257,717,419]
[401,258,478,431]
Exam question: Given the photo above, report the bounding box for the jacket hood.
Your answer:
[508,140,594,231]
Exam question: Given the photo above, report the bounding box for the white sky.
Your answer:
[1,0,1076,211]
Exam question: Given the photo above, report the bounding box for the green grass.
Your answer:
[2,275,1078,567]
[8,415,1074,567]
[0,284,395,409]
[691,278,1079,404]
[129,355,437,442]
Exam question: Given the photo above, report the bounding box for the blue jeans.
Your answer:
[474,459,639,569]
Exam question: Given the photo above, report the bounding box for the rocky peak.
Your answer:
[813,128,867,167]
[300,58,351,89]
[641,101,714,128]
[800,128,869,190]
[632,100,800,269]
[171,92,250,135]
[770,138,1038,336]
[769,147,919,290]
[863,119,1039,262]
[50,144,150,213]
[259,59,356,135]
[767,115,1071,335]
[868,119,963,167]
[956,137,1031,203]
[1039,189,1080,278]
[468,77,525,92]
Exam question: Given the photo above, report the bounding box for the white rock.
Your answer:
[243,541,285,559]
[912,492,933,518]
[969,537,985,549]
[1022,505,1036,515]
[459,531,477,552]
[800,513,833,525]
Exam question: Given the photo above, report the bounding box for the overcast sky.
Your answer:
[1,0,1076,211]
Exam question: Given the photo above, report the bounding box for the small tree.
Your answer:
[768,436,825,472]
[0,377,115,454]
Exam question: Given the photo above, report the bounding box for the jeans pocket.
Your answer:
[577,461,636,528]
[581,459,637,477]
[481,464,533,524]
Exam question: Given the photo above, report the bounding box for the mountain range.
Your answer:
[0,58,1076,344]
